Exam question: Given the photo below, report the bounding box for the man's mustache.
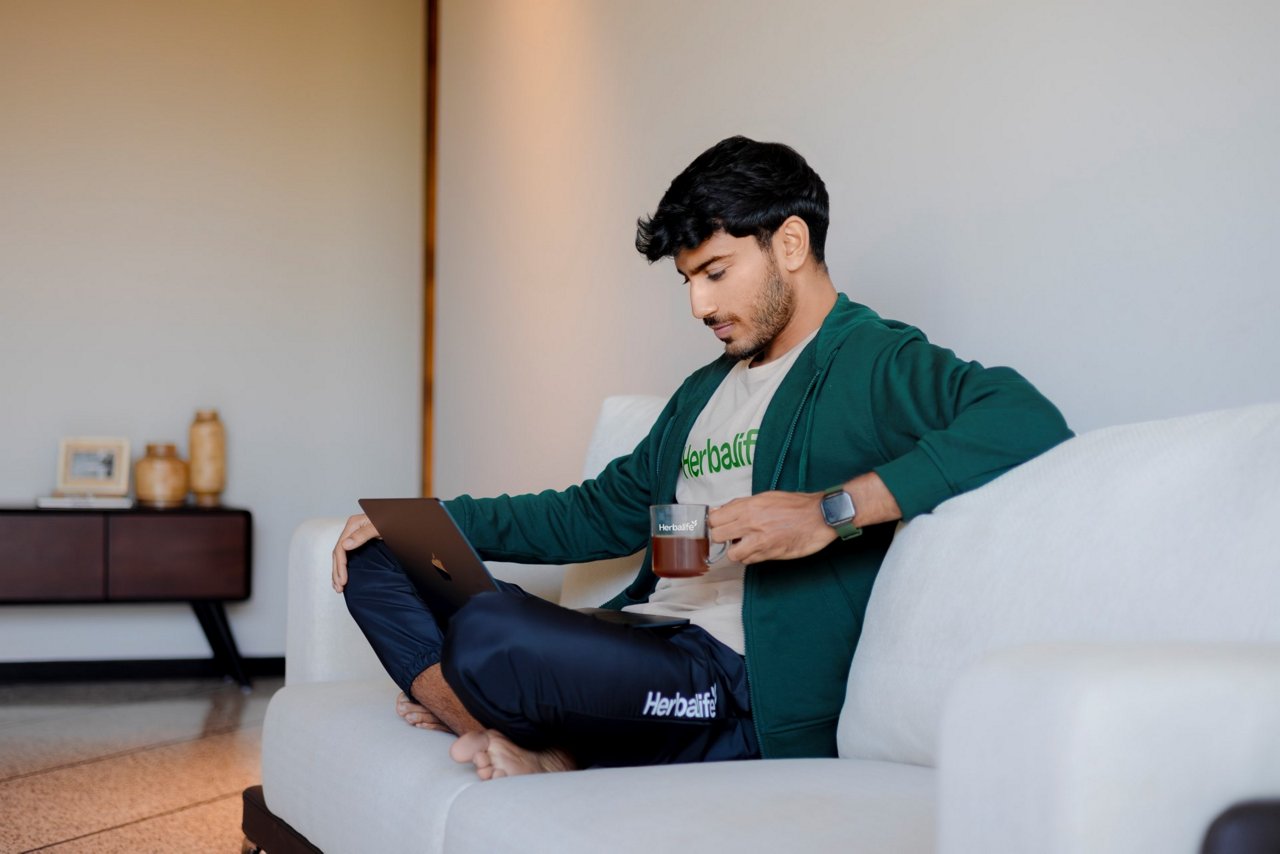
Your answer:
[704,314,740,328]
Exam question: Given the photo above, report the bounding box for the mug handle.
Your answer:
[706,540,728,565]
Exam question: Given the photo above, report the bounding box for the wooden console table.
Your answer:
[0,505,253,687]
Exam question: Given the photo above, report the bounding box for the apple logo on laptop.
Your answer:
[431,554,451,582]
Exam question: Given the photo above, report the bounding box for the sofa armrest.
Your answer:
[284,518,386,685]
[937,643,1280,854]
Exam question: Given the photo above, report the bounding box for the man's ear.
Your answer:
[774,216,811,273]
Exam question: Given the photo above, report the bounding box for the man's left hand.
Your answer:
[707,473,902,565]
[708,491,835,565]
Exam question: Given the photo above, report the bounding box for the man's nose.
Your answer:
[689,280,717,320]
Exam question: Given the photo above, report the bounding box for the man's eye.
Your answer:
[706,270,725,282]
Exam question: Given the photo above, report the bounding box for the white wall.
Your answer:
[0,0,422,661]
[434,0,1280,501]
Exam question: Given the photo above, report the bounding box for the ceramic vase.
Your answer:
[135,443,188,508]
[189,409,226,507]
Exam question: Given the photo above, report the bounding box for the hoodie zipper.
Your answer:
[768,371,821,490]
[653,417,675,494]
[744,368,822,754]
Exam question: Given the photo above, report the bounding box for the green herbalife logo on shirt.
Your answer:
[681,429,758,479]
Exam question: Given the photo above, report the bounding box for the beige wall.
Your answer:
[5,0,1277,662]
[434,0,1280,501]
[0,0,422,660]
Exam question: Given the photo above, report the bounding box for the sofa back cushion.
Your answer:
[559,395,667,610]
[838,403,1280,766]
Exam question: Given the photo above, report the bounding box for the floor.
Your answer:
[0,676,282,854]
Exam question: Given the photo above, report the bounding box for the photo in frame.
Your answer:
[56,437,131,496]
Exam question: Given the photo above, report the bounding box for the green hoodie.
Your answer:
[446,294,1072,758]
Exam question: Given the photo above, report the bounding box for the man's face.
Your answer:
[674,230,796,362]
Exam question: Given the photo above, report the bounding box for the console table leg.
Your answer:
[192,601,252,689]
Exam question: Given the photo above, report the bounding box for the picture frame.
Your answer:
[56,437,131,496]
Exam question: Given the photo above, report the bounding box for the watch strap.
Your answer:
[831,518,861,540]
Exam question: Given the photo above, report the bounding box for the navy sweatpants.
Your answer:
[343,540,759,768]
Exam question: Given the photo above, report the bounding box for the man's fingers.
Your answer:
[331,514,382,593]
[726,537,763,566]
[708,494,769,543]
[707,505,740,543]
[332,552,347,592]
[343,515,381,548]
[331,547,346,592]
[707,497,747,529]
[709,514,750,547]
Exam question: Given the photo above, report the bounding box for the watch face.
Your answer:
[822,490,855,525]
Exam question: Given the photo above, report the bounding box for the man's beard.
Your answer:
[721,264,796,362]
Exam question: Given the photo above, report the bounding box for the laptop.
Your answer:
[358,498,689,630]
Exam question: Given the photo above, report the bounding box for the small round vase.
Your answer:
[135,443,188,508]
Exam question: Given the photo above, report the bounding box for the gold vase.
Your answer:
[135,443,188,508]
[189,409,226,507]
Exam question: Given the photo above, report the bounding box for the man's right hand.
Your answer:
[332,513,380,593]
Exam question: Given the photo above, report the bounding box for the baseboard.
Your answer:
[0,656,285,683]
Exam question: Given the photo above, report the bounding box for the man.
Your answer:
[332,136,1072,780]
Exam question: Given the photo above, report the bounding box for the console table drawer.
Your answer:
[107,514,249,600]
[0,515,105,601]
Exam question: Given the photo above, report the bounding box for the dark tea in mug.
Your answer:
[651,535,710,578]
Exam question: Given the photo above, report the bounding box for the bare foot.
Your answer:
[408,665,484,736]
[449,729,576,780]
[395,691,451,733]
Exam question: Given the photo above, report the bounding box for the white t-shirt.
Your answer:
[623,331,816,654]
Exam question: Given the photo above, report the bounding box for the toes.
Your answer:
[396,692,428,714]
[449,730,490,763]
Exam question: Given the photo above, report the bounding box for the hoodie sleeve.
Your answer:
[866,328,1073,520]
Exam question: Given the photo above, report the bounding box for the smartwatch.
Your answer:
[821,486,862,540]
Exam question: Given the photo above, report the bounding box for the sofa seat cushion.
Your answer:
[443,757,935,854]
[262,678,481,854]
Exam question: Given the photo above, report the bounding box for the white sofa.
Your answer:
[254,396,1280,854]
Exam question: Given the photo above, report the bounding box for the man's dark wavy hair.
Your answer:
[635,136,829,266]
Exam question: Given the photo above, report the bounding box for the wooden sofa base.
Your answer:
[241,785,323,854]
